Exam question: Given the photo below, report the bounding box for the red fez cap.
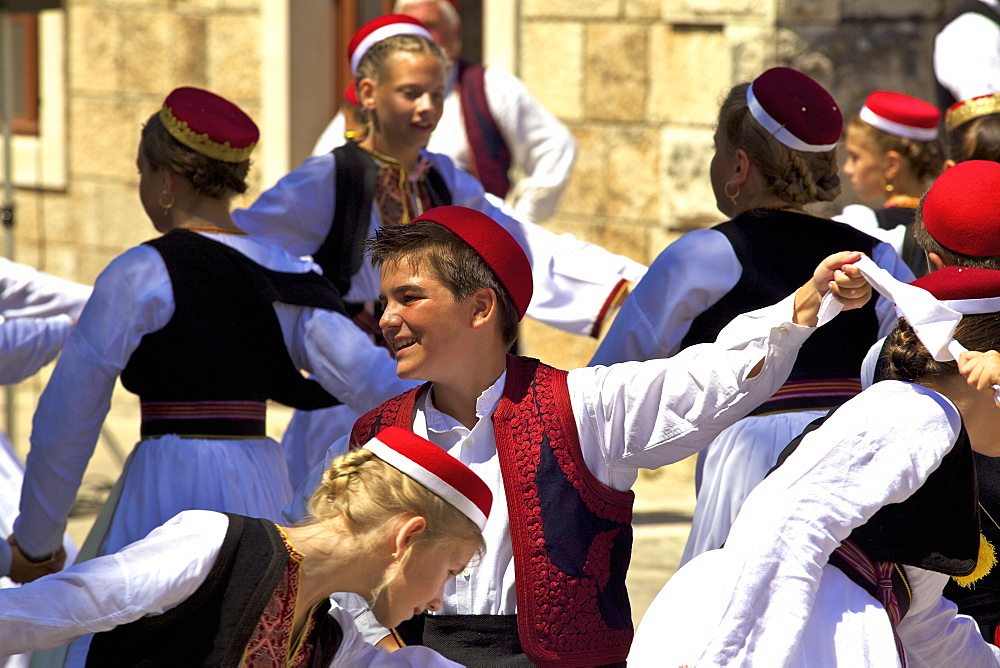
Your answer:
[910,266,1000,314]
[344,81,359,106]
[922,160,1000,257]
[945,92,1000,132]
[158,87,258,163]
[348,15,432,75]
[364,427,492,531]
[859,91,940,141]
[746,67,842,153]
[411,206,533,320]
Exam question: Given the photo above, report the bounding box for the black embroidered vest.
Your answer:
[350,355,635,667]
[119,230,341,415]
[86,514,344,667]
[316,141,452,297]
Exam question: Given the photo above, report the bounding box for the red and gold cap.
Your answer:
[746,67,842,153]
[945,92,1000,132]
[364,427,492,531]
[348,14,432,75]
[921,160,1000,257]
[859,91,940,141]
[159,87,258,163]
[411,206,533,320]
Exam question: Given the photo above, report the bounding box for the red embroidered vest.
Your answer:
[351,355,634,667]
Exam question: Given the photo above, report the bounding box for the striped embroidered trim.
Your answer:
[140,400,267,438]
[749,378,862,417]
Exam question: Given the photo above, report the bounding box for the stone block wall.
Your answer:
[516,0,958,368]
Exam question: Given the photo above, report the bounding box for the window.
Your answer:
[5,13,40,136]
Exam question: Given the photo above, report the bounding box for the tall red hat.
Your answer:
[910,266,1000,314]
[348,14,432,75]
[921,160,1000,257]
[859,91,940,141]
[945,92,1000,132]
[364,427,492,531]
[746,67,842,153]
[159,87,258,163]
[411,206,533,320]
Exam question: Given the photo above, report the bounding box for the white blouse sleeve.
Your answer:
[233,155,337,258]
[573,293,815,489]
[0,511,226,655]
[435,153,647,336]
[0,257,91,321]
[0,315,75,385]
[483,67,577,223]
[276,304,419,414]
[14,246,174,558]
[696,382,963,666]
[895,566,1000,666]
[589,228,740,365]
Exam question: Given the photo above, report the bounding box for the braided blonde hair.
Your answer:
[307,447,486,561]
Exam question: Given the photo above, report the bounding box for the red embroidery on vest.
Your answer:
[497,358,633,666]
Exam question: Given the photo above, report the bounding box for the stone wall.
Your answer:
[517,0,958,368]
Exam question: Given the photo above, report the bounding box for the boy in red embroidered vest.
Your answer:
[285,205,872,667]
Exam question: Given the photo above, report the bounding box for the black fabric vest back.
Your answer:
[119,230,341,411]
[680,209,880,381]
[86,514,344,667]
[936,0,1000,111]
[772,395,981,576]
[314,141,452,296]
[874,206,927,278]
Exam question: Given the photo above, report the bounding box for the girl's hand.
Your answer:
[958,350,1000,403]
[793,251,872,326]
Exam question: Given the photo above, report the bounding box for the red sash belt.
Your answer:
[140,400,266,438]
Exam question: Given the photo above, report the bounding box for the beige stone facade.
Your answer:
[0,0,962,454]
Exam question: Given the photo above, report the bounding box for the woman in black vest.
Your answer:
[1,427,490,666]
[836,91,945,278]
[591,67,913,565]
[6,87,411,605]
[631,263,1000,666]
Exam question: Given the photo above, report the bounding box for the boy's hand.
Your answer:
[958,350,1000,403]
[793,251,872,327]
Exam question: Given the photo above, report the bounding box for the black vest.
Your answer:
[681,209,880,382]
[119,230,342,411]
[86,514,344,667]
[874,206,927,278]
[936,0,1000,111]
[314,141,452,297]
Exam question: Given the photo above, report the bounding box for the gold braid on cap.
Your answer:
[159,104,256,163]
[946,93,1000,132]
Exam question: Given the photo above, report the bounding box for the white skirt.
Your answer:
[280,404,358,490]
[91,434,292,557]
[681,409,827,565]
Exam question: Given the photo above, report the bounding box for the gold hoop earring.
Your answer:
[724,183,740,204]
[391,552,398,560]
[158,191,175,210]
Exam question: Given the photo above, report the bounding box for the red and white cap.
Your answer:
[364,427,492,531]
[859,91,940,142]
[411,206,533,320]
[349,14,432,75]
[746,67,842,153]
[922,160,1000,257]
[911,266,1000,315]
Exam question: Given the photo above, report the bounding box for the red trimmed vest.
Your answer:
[351,355,635,667]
